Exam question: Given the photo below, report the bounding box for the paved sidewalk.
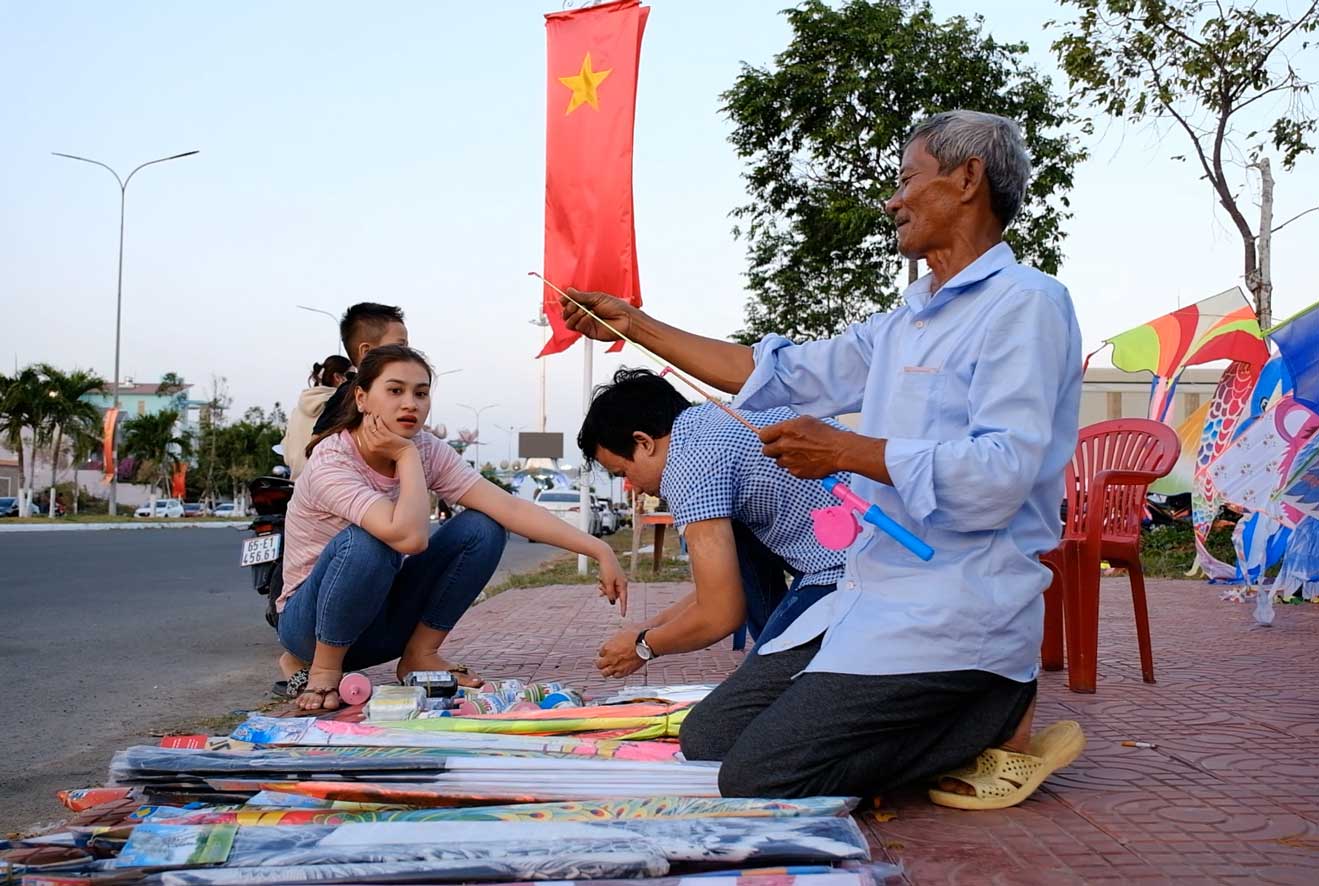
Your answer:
[435,578,1319,885]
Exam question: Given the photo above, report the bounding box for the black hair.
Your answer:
[308,344,432,456]
[310,354,352,387]
[578,368,694,464]
[339,303,406,359]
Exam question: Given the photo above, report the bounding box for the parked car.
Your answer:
[213,502,238,517]
[594,497,619,535]
[614,500,633,525]
[183,502,206,517]
[135,499,185,518]
[534,489,602,536]
[0,497,20,517]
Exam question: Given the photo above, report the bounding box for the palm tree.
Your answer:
[120,409,193,505]
[36,365,105,516]
[0,367,47,514]
[63,420,103,515]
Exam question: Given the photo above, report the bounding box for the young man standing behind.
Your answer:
[283,303,409,478]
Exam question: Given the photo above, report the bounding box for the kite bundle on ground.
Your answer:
[2,681,901,885]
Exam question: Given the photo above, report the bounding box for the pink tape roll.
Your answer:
[338,672,373,706]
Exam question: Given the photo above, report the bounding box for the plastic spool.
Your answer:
[338,672,373,706]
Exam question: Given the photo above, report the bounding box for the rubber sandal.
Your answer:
[273,668,309,700]
[929,720,1086,810]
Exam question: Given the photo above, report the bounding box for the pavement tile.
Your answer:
[406,575,1319,884]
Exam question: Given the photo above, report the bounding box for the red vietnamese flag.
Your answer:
[539,0,649,357]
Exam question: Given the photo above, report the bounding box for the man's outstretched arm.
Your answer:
[561,289,754,395]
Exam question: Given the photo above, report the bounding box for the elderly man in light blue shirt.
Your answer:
[560,110,1085,810]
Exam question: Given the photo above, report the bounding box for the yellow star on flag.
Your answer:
[559,52,612,114]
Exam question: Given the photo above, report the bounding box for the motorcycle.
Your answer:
[241,470,295,629]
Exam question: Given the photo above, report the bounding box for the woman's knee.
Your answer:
[340,524,404,572]
[444,509,507,557]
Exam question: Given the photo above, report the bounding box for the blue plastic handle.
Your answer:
[861,505,935,561]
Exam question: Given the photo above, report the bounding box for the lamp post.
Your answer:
[53,149,199,515]
[492,423,524,464]
[457,402,500,469]
[296,305,341,354]
[530,313,549,432]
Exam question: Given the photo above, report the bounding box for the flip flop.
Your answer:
[929,720,1086,811]
[272,668,309,700]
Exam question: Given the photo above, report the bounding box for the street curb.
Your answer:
[0,520,251,533]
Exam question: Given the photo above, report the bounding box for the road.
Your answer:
[0,526,558,834]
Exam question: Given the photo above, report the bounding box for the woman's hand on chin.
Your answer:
[596,545,628,617]
[359,412,415,462]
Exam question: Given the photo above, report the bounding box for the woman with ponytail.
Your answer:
[277,344,626,711]
[280,355,354,479]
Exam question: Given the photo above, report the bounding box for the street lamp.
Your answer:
[296,305,341,354]
[492,422,524,464]
[54,148,199,515]
[457,402,500,468]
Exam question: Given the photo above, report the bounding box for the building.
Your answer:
[0,456,18,497]
[82,380,206,433]
[1080,366,1223,427]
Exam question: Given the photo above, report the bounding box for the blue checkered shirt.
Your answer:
[658,403,848,588]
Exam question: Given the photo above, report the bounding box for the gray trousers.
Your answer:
[680,637,1036,799]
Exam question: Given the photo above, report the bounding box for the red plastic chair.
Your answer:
[1040,419,1181,693]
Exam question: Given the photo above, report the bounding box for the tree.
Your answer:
[1050,0,1319,327]
[63,418,103,514]
[722,0,1087,343]
[197,375,232,508]
[35,365,105,516]
[120,410,193,503]
[191,382,286,513]
[0,367,49,514]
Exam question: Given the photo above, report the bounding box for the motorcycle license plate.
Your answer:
[241,534,281,567]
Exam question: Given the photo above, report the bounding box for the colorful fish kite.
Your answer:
[1187,360,1264,577]
[1092,287,1269,423]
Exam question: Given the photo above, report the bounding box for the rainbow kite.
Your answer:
[1093,287,1268,423]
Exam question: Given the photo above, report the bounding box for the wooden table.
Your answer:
[631,511,674,577]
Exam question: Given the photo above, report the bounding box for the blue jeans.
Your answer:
[732,521,835,646]
[278,510,507,670]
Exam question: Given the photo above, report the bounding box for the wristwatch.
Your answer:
[635,629,656,661]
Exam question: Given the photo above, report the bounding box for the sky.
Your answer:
[3,0,1316,463]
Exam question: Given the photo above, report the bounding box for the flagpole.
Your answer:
[579,339,593,575]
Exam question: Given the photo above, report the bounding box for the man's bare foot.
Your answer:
[397,652,482,688]
[296,666,342,711]
[278,652,306,680]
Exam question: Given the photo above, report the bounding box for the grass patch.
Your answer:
[485,525,692,599]
[1140,523,1238,578]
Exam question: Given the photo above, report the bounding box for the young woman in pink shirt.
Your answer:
[277,344,626,711]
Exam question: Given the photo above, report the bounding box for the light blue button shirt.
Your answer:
[734,242,1082,682]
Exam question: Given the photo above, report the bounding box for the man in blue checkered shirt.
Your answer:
[579,368,847,677]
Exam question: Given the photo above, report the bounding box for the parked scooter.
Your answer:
[242,468,295,629]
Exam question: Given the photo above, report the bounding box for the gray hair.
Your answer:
[905,110,1032,228]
